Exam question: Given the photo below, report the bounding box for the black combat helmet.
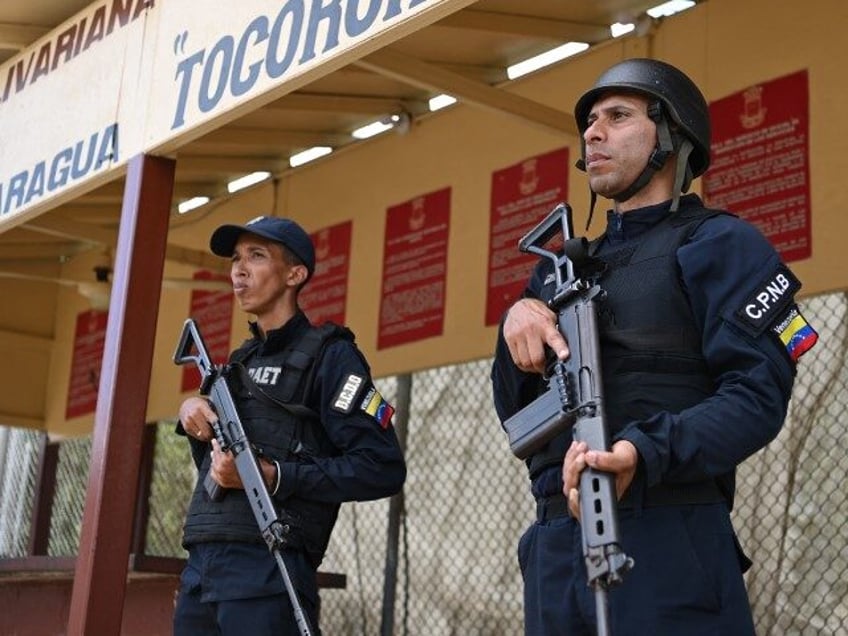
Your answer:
[574,58,711,213]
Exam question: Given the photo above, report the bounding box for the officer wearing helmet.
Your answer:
[491,59,817,635]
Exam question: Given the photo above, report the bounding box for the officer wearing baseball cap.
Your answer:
[210,216,316,279]
[174,215,406,635]
[492,59,817,635]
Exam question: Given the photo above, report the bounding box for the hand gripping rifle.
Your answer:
[503,203,633,636]
[174,318,314,636]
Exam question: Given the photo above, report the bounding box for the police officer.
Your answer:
[173,215,406,635]
[491,59,818,635]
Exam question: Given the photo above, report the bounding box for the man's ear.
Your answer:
[287,264,309,288]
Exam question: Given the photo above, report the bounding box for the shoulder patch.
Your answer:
[772,305,818,362]
[360,387,395,430]
[734,264,801,335]
[332,374,365,414]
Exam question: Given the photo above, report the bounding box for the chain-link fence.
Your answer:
[736,291,848,636]
[0,291,845,635]
[0,427,40,557]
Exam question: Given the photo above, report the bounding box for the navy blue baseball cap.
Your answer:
[210,216,315,277]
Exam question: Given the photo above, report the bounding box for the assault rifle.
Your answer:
[174,318,314,636]
[503,203,633,636]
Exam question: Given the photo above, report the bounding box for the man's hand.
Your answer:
[209,439,243,489]
[179,396,216,442]
[208,439,278,491]
[563,440,638,520]
[503,298,569,374]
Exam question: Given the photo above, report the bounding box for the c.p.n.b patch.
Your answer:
[360,387,395,429]
[734,264,801,335]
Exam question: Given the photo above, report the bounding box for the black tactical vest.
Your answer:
[528,207,727,484]
[182,323,352,568]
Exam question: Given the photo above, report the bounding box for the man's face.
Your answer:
[229,234,295,317]
[582,92,657,202]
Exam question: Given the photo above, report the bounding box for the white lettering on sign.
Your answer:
[745,273,791,320]
[169,0,430,130]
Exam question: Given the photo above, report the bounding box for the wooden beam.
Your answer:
[194,127,350,148]
[77,181,125,200]
[355,48,578,136]
[51,206,121,225]
[173,181,224,198]
[438,9,609,42]
[266,92,427,115]
[176,155,287,175]
[130,426,157,556]
[0,243,91,262]
[28,436,58,556]
[67,154,175,635]
[6,214,225,272]
[22,216,116,246]
[438,63,508,85]
[75,181,217,202]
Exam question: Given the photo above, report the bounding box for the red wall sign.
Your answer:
[65,309,108,419]
[378,188,450,349]
[486,147,569,325]
[181,271,234,393]
[704,70,811,262]
[300,220,352,326]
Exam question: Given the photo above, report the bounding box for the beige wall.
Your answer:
[38,0,848,434]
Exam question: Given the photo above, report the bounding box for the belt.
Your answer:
[536,480,725,521]
[619,479,725,509]
[536,493,570,522]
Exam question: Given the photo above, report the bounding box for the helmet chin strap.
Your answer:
[611,101,674,204]
[669,139,694,212]
[578,101,686,229]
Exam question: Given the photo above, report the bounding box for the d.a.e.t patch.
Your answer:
[331,374,365,414]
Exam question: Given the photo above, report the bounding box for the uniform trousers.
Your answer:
[518,502,755,636]
[173,541,320,636]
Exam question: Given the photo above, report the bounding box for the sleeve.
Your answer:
[490,259,552,424]
[275,339,406,504]
[174,421,209,470]
[616,215,815,487]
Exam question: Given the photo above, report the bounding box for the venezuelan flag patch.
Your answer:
[772,305,818,362]
[360,388,395,429]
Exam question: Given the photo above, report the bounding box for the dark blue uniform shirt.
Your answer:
[493,195,808,503]
[179,311,405,604]
[184,310,406,506]
[268,311,406,504]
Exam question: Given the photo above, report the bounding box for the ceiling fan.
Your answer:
[0,266,231,311]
